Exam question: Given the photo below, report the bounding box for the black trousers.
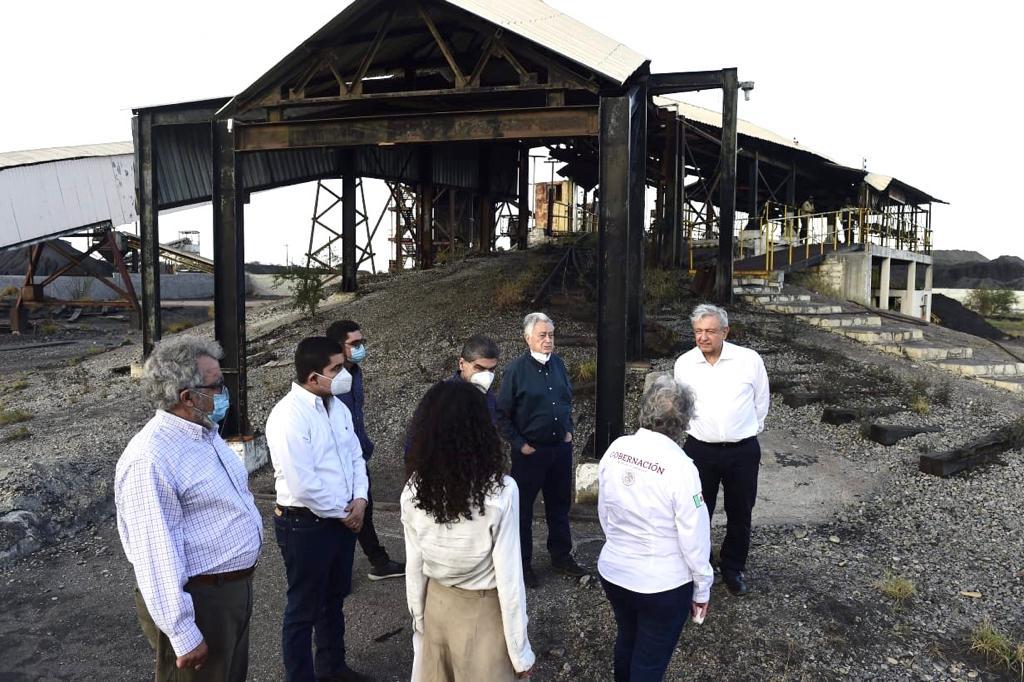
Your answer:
[510,441,573,565]
[684,435,761,576]
[356,475,389,567]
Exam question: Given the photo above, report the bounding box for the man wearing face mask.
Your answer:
[266,336,372,682]
[497,312,587,588]
[326,320,404,583]
[115,336,263,681]
[447,334,500,421]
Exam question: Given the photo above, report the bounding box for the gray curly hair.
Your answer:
[638,374,695,442]
[523,311,553,337]
[141,336,224,410]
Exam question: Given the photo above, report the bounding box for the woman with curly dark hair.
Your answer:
[402,381,535,681]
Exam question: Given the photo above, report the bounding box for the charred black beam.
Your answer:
[648,70,724,95]
[342,152,358,291]
[212,120,250,438]
[596,82,644,458]
[133,113,161,356]
[625,78,647,360]
[518,145,530,250]
[715,69,739,305]
[418,147,435,267]
[234,107,599,151]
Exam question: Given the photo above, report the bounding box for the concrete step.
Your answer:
[932,359,1024,377]
[841,328,924,345]
[977,376,1024,393]
[735,275,782,286]
[797,314,882,329]
[764,303,843,315]
[740,294,812,305]
[896,341,973,361]
[733,286,782,296]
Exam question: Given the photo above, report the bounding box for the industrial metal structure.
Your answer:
[130,0,940,455]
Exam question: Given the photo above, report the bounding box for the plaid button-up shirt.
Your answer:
[115,410,263,655]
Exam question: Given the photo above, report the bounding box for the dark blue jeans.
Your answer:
[684,435,761,576]
[601,578,693,682]
[275,513,357,682]
[510,441,573,565]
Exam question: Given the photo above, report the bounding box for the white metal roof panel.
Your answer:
[444,0,648,85]
[0,155,137,250]
[0,142,134,170]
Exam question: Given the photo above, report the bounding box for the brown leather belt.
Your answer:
[187,563,257,587]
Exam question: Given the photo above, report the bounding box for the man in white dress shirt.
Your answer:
[115,336,263,681]
[266,336,371,682]
[674,304,769,596]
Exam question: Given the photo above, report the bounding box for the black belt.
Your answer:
[187,563,257,587]
[274,505,320,520]
[687,435,756,448]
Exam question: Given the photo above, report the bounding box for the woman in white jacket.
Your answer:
[402,381,535,681]
[597,375,714,681]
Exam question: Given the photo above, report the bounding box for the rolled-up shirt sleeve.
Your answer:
[673,469,714,603]
[118,457,204,656]
[491,481,536,673]
[753,354,770,432]
[266,413,343,518]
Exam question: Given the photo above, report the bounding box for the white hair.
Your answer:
[690,304,728,328]
[523,312,554,337]
[639,374,695,442]
[141,335,224,410]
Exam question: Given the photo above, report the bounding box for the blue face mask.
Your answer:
[349,344,367,364]
[210,389,230,424]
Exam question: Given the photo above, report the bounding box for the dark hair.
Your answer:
[406,381,506,524]
[326,320,361,343]
[460,334,500,363]
[294,337,343,383]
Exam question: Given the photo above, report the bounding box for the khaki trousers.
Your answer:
[420,579,517,682]
[134,576,253,682]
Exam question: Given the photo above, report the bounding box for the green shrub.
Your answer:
[964,287,1016,317]
[273,266,330,319]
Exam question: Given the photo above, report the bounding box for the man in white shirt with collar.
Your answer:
[266,336,371,682]
[674,304,769,597]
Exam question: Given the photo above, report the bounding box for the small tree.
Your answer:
[964,286,1017,317]
[273,266,328,318]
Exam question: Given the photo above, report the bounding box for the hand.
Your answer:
[690,601,709,624]
[521,443,536,455]
[176,640,208,671]
[516,665,535,679]
[564,432,573,443]
[342,498,368,532]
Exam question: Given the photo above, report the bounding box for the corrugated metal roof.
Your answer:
[0,154,137,250]
[444,0,648,85]
[0,142,134,170]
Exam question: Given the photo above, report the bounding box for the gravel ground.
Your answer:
[2,249,1024,680]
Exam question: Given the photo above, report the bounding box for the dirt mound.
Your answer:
[934,253,1024,289]
[931,293,1007,340]
[0,240,113,277]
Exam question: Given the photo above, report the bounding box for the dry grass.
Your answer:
[571,359,597,383]
[969,619,1024,678]
[6,378,29,392]
[910,394,931,415]
[495,279,529,311]
[876,572,915,605]
[38,321,59,335]
[0,408,33,427]
[2,425,31,443]
[644,268,685,311]
[0,285,19,298]
[165,320,196,333]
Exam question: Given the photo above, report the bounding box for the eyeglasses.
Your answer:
[193,379,227,392]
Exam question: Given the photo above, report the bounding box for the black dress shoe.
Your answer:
[367,559,405,581]
[724,572,750,596]
[551,556,588,578]
[523,565,540,588]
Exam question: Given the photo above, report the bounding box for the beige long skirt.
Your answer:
[420,579,518,682]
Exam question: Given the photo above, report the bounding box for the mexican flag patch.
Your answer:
[693,492,704,509]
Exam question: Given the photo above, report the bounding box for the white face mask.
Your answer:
[469,370,495,393]
[530,351,551,365]
[317,367,353,396]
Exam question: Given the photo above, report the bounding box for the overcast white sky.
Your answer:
[1,1,1021,263]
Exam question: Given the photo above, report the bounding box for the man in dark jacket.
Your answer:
[497,312,587,588]
[327,320,405,581]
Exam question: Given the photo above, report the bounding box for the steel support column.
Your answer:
[477,144,492,253]
[715,68,738,305]
[666,116,681,269]
[342,169,358,291]
[518,146,530,250]
[418,147,434,268]
[596,81,644,458]
[133,113,161,356]
[625,78,648,359]
[212,120,250,438]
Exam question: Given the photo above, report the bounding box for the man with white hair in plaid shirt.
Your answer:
[115,335,263,681]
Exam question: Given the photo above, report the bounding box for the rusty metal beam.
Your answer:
[649,70,725,95]
[234,106,598,150]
